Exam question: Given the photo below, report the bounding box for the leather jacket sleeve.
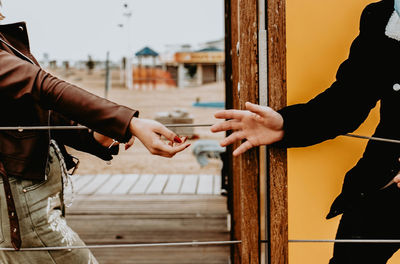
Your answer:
[0,49,138,143]
[50,111,120,163]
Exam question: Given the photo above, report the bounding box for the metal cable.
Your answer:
[11,238,400,252]
[0,125,399,146]
[0,240,242,251]
[261,239,400,244]
[0,124,214,131]
[344,133,400,145]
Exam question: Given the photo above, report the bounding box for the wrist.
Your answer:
[129,117,139,137]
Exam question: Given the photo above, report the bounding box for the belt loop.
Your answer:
[0,162,21,250]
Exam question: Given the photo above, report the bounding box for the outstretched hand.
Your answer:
[210,102,284,156]
[129,117,190,158]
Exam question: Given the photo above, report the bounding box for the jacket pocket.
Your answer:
[22,179,48,192]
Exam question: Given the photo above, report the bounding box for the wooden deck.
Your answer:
[71,174,222,196]
[66,174,230,264]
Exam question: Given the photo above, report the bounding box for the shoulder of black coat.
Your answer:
[360,0,394,36]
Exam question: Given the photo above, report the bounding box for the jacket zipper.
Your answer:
[0,37,35,65]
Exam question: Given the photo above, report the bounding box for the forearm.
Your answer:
[0,50,138,142]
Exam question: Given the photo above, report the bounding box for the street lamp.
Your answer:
[122,2,133,90]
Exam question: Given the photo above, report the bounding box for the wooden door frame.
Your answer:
[224,0,288,263]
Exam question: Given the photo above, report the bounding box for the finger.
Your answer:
[151,149,173,158]
[232,140,254,156]
[154,124,179,143]
[211,120,242,133]
[245,102,269,118]
[148,148,173,158]
[125,137,135,150]
[172,143,191,154]
[214,109,247,120]
[394,174,400,183]
[220,131,245,147]
[155,142,191,157]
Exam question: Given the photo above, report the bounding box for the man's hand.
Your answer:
[129,117,190,158]
[211,102,284,156]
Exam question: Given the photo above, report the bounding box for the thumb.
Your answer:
[154,124,182,143]
[125,136,135,150]
[394,174,400,183]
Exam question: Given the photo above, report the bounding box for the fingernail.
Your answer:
[174,136,182,143]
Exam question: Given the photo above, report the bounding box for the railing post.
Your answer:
[226,0,287,263]
[227,0,261,263]
[266,0,288,263]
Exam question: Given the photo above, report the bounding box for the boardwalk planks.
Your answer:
[67,194,230,264]
[163,174,184,194]
[67,174,228,263]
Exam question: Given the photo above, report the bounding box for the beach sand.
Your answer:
[56,68,225,176]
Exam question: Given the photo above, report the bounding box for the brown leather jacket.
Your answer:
[0,22,138,180]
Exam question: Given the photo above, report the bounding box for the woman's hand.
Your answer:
[393,172,400,188]
[129,117,190,158]
[211,102,284,156]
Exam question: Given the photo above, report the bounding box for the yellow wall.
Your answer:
[286,0,400,263]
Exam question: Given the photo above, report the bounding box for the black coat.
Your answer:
[278,0,400,219]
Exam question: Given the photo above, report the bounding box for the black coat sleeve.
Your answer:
[277,4,386,148]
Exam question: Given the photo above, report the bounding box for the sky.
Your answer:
[1,0,224,62]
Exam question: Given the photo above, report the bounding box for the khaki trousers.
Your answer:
[0,146,98,264]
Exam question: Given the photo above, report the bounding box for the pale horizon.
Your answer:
[1,0,224,62]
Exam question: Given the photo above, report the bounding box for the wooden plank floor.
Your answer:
[71,174,222,196]
[66,174,229,264]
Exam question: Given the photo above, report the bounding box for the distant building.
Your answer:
[160,39,225,88]
[198,38,225,51]
[133,46,176,89]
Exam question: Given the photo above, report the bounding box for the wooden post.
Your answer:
[266,0,288,263]
[226,0,260,263]
[225,0,288,263]
[226,0,243,262]
[238,0,260,263]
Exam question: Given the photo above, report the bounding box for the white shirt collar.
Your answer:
[386,11,400,41]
